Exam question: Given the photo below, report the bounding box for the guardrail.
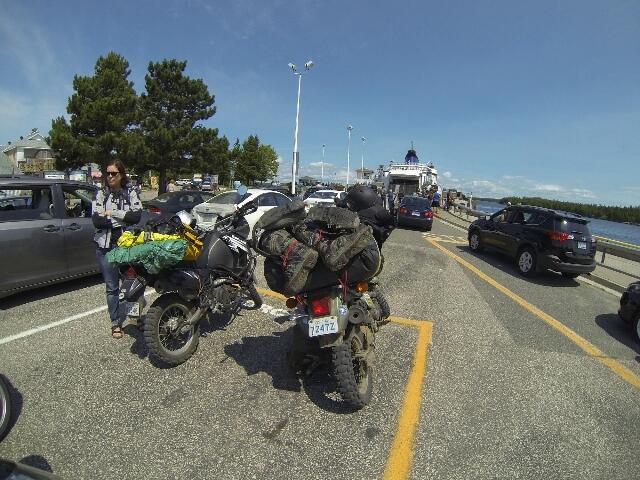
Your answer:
[448,204,640,264]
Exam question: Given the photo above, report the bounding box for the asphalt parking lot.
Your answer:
[1,219,639,479]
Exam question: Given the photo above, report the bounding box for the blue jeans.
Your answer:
[96,247,124,327]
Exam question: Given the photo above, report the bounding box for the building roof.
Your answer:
[2,129,51,153]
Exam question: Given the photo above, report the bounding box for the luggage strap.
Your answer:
[282,239,299,267]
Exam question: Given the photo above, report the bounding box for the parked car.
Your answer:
[0,176,100,299]
[201,178,214,191]
[467,205,597,278]
[396,196,433,231]
[303,190,346,209]
[192,188,292,235]
[144,190,214,215]
[619,281,640,343]
[302,186,325,200]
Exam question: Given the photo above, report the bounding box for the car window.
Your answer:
[206,191,248,205]
[153,193,178,204]
[257,193,278,207]
[62,186,94,218]
[274,193,291,206]
[0,186,54,221]
[402,197,429,209]
[521,211,541,225]
[491,208,510,223]
[556,217,591,235]
[199,193,214,203]
[309,191,337,199]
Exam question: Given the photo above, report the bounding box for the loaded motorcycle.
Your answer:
[286,258,390,409]
[119,196,263,366]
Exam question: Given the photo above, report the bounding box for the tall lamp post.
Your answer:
[321,143,326,184]
[346,124,353,187]
[288,60,314,196]
[360,136,366,184]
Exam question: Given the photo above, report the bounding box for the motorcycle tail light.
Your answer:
[309,297,331,316]
[124,266,137,279]
[355,281,368,293]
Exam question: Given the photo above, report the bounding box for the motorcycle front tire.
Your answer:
[332,325,374,409]
[143,293,201,367]
[0,375,12,441]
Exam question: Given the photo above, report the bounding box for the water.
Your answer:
[474,201,640,246]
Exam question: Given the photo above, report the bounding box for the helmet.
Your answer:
[343,184,379,211]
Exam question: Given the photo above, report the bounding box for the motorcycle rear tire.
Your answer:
[144,293,200,366]
[371,288,391,319]
[0,375,11,441]
[332,326,374,409]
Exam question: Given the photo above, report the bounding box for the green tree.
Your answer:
[234,135,279,185]
[140,59,218,193]
[49,52,139,173]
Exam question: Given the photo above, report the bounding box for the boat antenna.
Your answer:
[411,140,414,150]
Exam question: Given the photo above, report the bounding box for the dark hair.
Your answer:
[105,159,129,188]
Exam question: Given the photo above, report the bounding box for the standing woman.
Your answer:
[92,159,142,338]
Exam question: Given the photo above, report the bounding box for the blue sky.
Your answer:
[1,0,639,205]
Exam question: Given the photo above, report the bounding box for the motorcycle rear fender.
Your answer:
[121,277,146,301]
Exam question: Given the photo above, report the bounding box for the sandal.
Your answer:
[111,326,123,339]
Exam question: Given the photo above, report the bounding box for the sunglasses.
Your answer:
[106,171,121,177]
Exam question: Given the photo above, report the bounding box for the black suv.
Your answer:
[467,205,597,278]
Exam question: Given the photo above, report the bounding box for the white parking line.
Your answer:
[0,291,156,346]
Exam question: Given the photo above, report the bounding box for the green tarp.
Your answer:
[106,239,188,274]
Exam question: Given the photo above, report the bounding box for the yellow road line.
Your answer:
[255,287,433,480]
[383,317,433,480]
[426,238,640,389]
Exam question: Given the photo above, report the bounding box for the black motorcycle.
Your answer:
[287,257,390,409]
[120,201,263,366]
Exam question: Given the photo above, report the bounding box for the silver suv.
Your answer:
[0,176,100,299]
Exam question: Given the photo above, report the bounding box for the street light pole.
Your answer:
[346,125,353,187]
[361,136,366,184]
[321,143,325,184]
[288,60,314,196]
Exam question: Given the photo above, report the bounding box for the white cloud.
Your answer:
[442,171,452,178]
[308,161,333,168]
[533,183,563,192]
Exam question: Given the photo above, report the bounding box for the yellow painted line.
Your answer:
[383,316,433,480]
[255,286,433,480]
[426,237,640,389]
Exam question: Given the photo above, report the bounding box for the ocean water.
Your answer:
[473,201,640,246]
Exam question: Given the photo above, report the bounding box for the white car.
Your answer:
[192,188,292,234]
[304,190,346,209]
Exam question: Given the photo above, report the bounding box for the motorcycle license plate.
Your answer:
[308,316,339,337]
[577,242,587,250]
[125,302,140,317]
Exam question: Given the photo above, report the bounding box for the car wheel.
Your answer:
[633,312,640,344]
[517,247,537,277]
[468,230,483,253]
[561,272,580,279]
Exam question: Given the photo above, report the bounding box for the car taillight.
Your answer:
[124,266,137,279]
[148,206,161,214]
[544,230,569,241]
[309,297,331,316]
[423,210,433,218]
[399,207,408,214]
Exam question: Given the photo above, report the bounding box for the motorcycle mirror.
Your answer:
[237,185,248,196]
